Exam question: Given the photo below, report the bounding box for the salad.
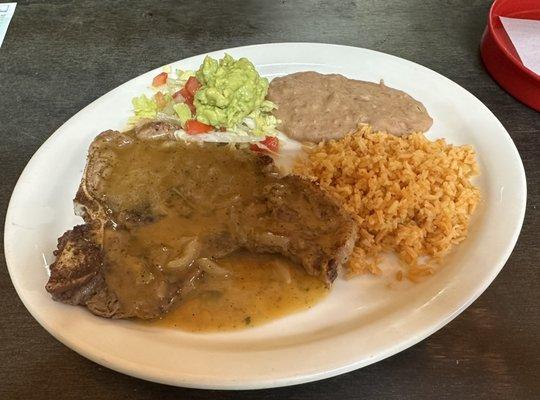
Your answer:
[130,54,280,153]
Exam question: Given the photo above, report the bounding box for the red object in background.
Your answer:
[480,0,540,111]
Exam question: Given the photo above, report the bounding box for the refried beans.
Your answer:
[267,71,433,142]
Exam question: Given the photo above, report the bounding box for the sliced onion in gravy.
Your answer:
[196,258,230,277]
[165,238,201,273]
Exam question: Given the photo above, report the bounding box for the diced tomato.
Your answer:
[186,119,213,135]
[185,76,201,97]
[172,77,201,115]
[172,89,184,102]
[173,88,195,112]
[250,136,279,153]
[153,91,167,109]
[262,136,279,152]
[179,86,191,100]
[152,72,168,87]
[184,96,196,114]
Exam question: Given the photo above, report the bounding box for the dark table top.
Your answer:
[1,1,539,399]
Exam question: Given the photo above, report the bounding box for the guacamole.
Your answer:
[194,54,269,128]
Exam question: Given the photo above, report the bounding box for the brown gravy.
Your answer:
[267,71,433,142]
[150,250,328,332]
[98,139,257,318]
[94,132,330,325]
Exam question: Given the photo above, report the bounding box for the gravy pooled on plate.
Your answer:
[267,71,433,142]
[151,250,328,332]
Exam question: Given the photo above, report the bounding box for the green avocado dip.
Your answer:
[194,54,269,129]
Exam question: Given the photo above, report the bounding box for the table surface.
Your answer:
[1,1,539,399]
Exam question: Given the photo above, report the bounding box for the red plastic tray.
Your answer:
[480,0,540,111]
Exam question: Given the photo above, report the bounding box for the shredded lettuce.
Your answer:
[129,94,158,124]
[173,103,192,127]
[174,130,263,143]
[259,100,276,113]
[177,69,195,81]
[245,100,278,135]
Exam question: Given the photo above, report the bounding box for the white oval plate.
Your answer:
[4,43,526,389]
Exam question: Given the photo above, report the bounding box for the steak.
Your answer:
[46,122,357,319]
